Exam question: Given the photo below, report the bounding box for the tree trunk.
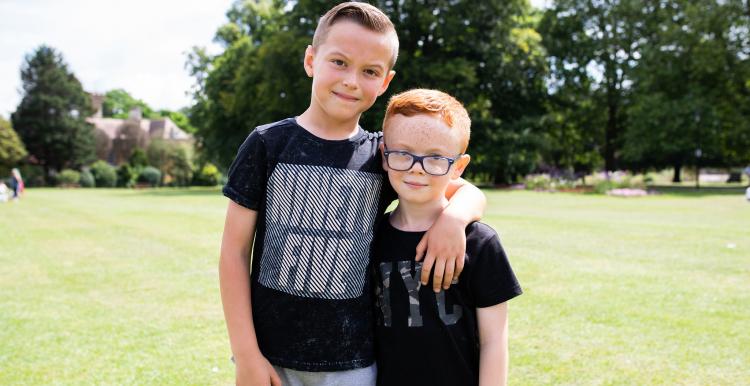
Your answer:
[605,89,618,172]
[672,164,682,183]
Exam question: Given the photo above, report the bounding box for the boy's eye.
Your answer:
[332,59,345,67]
[364,69,380,77]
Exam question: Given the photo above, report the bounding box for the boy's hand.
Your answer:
[235,353,281,386]
[416,212,466,292]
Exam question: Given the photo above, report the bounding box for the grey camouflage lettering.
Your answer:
[398,261,423,327]
[377,262,393,327]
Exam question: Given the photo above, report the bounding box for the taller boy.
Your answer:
[220,3,486,385]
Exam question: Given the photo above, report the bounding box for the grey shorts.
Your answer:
[272,363,377,386]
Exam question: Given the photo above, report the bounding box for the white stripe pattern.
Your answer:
[259,163,383,299]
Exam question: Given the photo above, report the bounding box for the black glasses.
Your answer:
[383,147,461,176]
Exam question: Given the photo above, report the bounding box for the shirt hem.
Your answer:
[267,357,374,372]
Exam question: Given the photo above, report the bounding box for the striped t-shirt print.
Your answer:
[258,163,383,300]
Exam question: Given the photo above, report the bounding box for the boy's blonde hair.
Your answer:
[384,89,471,152]
[312,2,399,68]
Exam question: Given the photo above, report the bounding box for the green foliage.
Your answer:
[57,169,80,186]
[10,45,96,176]
[188,0,548,184]
[128,148,149,169]
[102,89,155,119]
[138,166,162,187]
[157,109,198,135]
[523,174,581,191]
[89,160,117,188]
[0,115,28,167]
[18,164,45,187]
[116,164,137,188]
[622,0,750,175]
[192,162,222,186]
[79,169,95,188]
[146,140,193,186]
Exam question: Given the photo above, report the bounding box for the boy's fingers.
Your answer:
[442,260,455,289]
[453,253,465,283]
[415,236,427,262]
[432,257,446,292]
[270,368,282,386]
[420,253,435,285]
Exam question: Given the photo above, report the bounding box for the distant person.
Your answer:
[746,186,750,202]
[10,168,24,201]
[218,3,486,385]
[373,89,522,386]
[0,181,8,202]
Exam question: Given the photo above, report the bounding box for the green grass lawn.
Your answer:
[1,188,748,385]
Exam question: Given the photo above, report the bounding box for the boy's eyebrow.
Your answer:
[328,50,387,71]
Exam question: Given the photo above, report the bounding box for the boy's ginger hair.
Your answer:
[384,89,472,152]
[312,2,399,68]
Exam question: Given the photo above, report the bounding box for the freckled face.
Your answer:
[382,114,468,205]
[304,21,396,126]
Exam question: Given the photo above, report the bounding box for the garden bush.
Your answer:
[79,170,95,188]
[138,166,161,187]
[193,163,222,186]
[57,169,80,186]
[90,160,117,188]
[117,164,137,188]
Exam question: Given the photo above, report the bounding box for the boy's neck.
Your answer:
[389,197,449,232]
[297,106,362,140]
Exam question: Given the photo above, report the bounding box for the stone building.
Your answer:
[86,93,193,165]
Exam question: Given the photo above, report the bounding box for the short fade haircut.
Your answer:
[312,2,399,68]
[384,89,471,153]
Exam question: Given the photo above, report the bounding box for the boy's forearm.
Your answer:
[219,250,262,359]
[444,179,486,225]
[219,202,263,361]
[479,339,508,386]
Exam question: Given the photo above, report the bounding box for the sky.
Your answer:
[0,0,551,118]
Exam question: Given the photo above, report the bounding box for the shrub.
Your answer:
[18,164,46,187]
[90,160,117,187]
[79,169,95,188]
[57,169,80,186]
[116,164,137,188]
[193,163,222,186]
[138,166,161,187]
[129,148,149,169]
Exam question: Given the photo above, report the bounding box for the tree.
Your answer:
[11,45,95,178]
[0,115,28,173]
[539,0,653,172]
[622,0,750,180]
[189,0,548,183]
[102,89,156,119]
[147,139,193,186]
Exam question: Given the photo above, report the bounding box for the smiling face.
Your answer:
[303,20,396,128]
[382,113,470,205]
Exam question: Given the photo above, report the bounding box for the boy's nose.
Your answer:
[342,72,357,89]
[408,160,426,174]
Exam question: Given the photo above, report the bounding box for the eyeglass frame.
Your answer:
[383,146,463,176]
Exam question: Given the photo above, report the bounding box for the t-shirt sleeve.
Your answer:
[222,129,267,210]
[470,230,523,308]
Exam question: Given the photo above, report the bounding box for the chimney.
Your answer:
[128,107,142,121]
[89,93,104,118]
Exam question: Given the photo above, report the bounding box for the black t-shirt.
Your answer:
[223,118,396,371]
[373,216,522,386]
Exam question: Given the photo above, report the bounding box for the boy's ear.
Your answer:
[378,70,396,96]
[451,154,471,179]
[303,45,315,77]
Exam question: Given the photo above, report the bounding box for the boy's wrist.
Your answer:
[441,205,471,228]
